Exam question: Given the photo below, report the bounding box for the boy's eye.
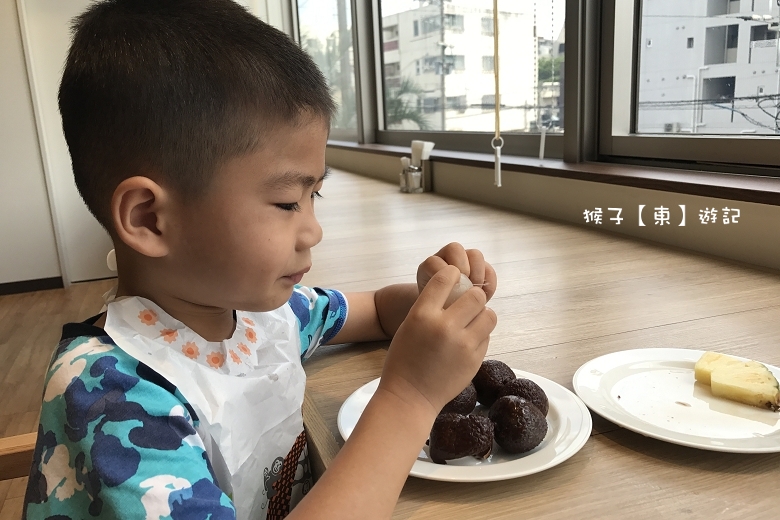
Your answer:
[275,202,301,212]
[275,190,322,212]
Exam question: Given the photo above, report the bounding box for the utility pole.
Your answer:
[439,0,446,131]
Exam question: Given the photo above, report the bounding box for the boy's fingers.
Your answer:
[465,249,486,286]
[417,265,461,308]
[474,336,491,359]
[465,306,498,341]
[446,286,488,324]
[482,263,497,301]
[417,255,449,289]
[435,242,470,277]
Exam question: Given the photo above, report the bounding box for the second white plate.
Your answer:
[572,348,780,453]
[337,369,592,482]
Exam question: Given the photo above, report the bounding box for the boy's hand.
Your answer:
[379,265,497,415]
[417,243,497,302]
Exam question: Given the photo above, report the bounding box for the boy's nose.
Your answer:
[298,211,323,251]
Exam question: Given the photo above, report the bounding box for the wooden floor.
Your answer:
[2,168,780,518]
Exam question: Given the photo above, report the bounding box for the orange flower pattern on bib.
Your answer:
[127,286,347,374]
[206,352,225,369]
[138,309,158,326]
[182,342,200,359]
[161,329,178,343]
[246,328,257,343]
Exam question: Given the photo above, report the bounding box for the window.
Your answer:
[703,25,738,73]
[446,95,467,110]
[482,55,495,73]
[420,14,464,34]
[383,24,398,41]
[751,25,770,42]
[636,4,779,136]
[706,0,742,16]
[748,24,779,62]
[421,16,440,35]
[603,0,779,167]
[421,56,439,74]
[297,0,357,138]
[707,0,728,16]
[294,0,778,169]
[482,16,494,36]
[445,14,464,32]
[384,62,400,78]
[378,0,563,134]
[702,76,736,101]
[444,55,465,72]
[482,94,499,107]
[726,24,739,49]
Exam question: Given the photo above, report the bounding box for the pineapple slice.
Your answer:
[694,351,762,385]
[710,363,780,411]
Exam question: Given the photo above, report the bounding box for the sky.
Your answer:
[298,0,566,41]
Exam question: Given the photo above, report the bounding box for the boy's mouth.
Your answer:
[283,266,310,284]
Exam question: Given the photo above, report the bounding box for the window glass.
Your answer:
[379,0,565,133]
[637,0,780,135]
[297,0,358,132]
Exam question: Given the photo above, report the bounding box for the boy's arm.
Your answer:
[291,266,497,520]
[326,284,418,344]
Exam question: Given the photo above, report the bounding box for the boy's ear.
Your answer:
[111,176,171,258]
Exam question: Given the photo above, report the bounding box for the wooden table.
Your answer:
[3,168,778,519]
[301,170,780,519]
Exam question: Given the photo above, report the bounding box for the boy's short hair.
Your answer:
[60,0,335,230]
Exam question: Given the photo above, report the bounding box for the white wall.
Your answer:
[18,0,115,284]
[0,0,60,285]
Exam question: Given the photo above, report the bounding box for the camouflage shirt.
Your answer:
[24,286,347,520]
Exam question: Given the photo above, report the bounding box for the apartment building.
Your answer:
[638,0,780,134]
[381,0,538,132]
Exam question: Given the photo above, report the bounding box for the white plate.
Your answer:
[572,348,780,453]
[337,369,592,482]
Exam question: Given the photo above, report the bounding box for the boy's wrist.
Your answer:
[374,378,440,426]
[374,283,420,338]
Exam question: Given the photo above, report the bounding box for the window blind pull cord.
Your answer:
[491,0,503,188]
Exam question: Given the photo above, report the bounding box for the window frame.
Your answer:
[294,0,360,142]
[303,0,779,172]
[598,0,780,169]
[369,0,565,159]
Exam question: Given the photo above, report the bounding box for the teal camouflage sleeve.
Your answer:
[288,286,348,359]
[24,335,236,520]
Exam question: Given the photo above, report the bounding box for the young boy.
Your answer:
[24,1,497,519]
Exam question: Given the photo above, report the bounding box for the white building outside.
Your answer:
[381,0,551,132]
[638,0,780,135]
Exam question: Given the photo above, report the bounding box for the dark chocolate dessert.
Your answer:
[441,383,478,415]
[429,413,494,464]
[498,378,549,416]
[472,359,515,408]
[489,396,548,454]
